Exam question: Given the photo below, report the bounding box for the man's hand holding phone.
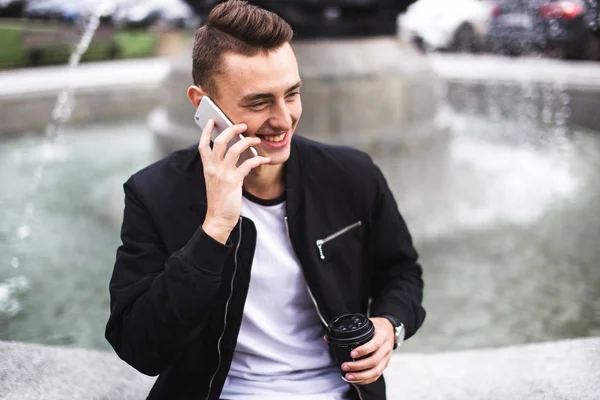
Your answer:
[198,119,270,244]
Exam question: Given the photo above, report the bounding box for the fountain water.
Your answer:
[0,1,116,320]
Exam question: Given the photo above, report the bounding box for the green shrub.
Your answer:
[0,21,157,69]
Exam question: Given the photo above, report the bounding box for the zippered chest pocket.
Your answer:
[316,221,363,261]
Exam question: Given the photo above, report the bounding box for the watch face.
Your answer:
[399,325,405,342]
[395,324,405,346]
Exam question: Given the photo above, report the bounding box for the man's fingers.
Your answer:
[237,155,271,176]
[350,335,383,359]
[223,136,261,167]
[349,376,379,386]
[342,318,394,386]
[212,123,248,160]
[344,351,389,384]
[343,343,389,372]
[198,119,215,159]
[346,362,385,384]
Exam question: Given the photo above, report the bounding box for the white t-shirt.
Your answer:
[220,192,351,400]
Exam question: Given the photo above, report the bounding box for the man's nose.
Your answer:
[268,101,293,131]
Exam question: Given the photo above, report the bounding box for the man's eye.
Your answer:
[287,91,300,98]
[250,102,268,108]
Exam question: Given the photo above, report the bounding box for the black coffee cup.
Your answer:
[326,313,375,373]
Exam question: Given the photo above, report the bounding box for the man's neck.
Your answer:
[243,163,285,200]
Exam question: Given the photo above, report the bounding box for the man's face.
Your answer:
[209,43,302,166]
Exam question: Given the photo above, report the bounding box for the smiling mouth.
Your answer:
[258,132,286,143]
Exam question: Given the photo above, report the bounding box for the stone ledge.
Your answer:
[428,54,600,132]
[387,337,600,400]
[0,59,170,97]
[1,337,598,399]
[0,340,155,400]
[428,54,600,91]
[0,59,170,137]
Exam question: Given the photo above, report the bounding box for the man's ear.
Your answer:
[187,85,207,108]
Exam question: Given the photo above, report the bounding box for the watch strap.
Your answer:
[376,313,402,350]
[377,313,400,328]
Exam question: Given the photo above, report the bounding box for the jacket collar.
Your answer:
[285,136,303,219]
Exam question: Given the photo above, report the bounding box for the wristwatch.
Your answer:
[377,313,405,350]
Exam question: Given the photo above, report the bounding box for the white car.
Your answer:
[112,0,198,29]
[398,0,494,53]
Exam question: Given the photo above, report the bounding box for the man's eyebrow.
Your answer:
[241,80,303,102]
[287,80,302,92]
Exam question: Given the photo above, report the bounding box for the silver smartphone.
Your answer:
[194,96,258,167]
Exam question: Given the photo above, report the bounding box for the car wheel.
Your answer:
[582,32,600,61]
[28,49,44,66]
[107,43,121,60]
[451,23,479,53]
[412,36,427,53]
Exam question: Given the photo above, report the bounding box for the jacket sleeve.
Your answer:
[368,163,426,340]
[105,177,232,376]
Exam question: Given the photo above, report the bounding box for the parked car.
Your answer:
[398,0,494,53]
[0,0,25,18]
[22,0,115,23]
[486,0,600,60]
[112,0,198,29]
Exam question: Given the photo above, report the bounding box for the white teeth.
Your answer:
[263,133,285,142]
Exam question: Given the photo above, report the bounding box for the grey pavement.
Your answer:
[1,337,599,400]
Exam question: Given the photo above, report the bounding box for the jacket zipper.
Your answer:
[205,218,243,400]
[285,217,364,400]
[284,217,328,327]
[315,221,362,260]
[352,383,365,400]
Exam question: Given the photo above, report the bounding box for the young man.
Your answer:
[105,1,425,399]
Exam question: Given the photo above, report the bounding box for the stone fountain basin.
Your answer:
[2,54,600,400]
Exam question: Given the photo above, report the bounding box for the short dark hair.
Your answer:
[192,0,294,96]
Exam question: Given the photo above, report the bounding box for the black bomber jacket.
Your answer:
[105,135,425,400]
